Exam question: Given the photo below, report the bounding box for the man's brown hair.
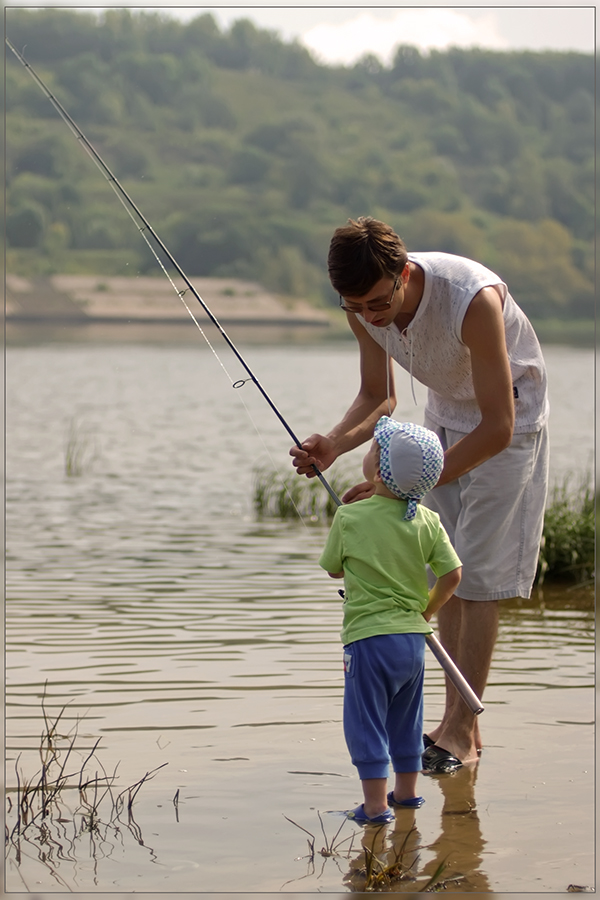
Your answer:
[328,217,408,297]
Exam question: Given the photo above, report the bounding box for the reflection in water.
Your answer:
[341,766,489,893]
[420,765,490,893]
[344,815,424,893]
[5,697,165,890]
[5,340,595,892]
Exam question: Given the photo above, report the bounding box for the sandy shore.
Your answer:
[5,274,331,327]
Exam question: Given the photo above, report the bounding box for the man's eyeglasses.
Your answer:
[339,278,399,314]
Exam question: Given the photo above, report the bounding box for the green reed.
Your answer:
[537,474,595,585]
[283,812,447,893]
[254,467,595,585]
[253,465,358,522]
[65,417,96,477]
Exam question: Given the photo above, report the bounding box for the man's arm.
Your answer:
[436,286,515,487]
[290,315,395,476]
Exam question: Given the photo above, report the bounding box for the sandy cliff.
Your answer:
[6,274,330,327]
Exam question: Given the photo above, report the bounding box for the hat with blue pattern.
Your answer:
[373,417,444,520]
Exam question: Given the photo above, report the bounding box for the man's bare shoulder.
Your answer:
[461,285,505,349]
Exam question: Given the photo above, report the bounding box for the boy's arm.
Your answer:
[319,511,344,578]
[423,566,462,622]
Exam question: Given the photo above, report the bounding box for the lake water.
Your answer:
[4,328,595,894]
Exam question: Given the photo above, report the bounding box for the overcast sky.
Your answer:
[8,5,596,62]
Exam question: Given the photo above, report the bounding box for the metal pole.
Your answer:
[426,633,484,715]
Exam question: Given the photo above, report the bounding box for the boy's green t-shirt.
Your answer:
[319,494,461,645]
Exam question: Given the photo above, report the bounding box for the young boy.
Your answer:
[319,416,462,825]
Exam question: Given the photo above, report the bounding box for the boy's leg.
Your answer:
[392,771,419,803]
[343,637,394,807]
[361,778,390,818]
[386,633,427,800]
[344,635,425,814]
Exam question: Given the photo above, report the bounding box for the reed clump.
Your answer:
[537,475,595,585]
[64,417,96,477]
[6,686,167,880]
[283,812,446,892]
[253,466,357,522]
[254,468,595,585]
[345,824,447,893]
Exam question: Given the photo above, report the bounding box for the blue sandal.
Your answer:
[387,791,425,809]
[346,804,395,825]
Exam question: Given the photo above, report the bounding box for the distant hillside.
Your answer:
[5,8,594,324]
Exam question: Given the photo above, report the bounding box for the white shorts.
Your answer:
[422,419,549,601]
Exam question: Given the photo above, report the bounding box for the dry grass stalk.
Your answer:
[6,684,168,883]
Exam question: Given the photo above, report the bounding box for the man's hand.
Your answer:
[342,481,376,503]
[289,434,337,477]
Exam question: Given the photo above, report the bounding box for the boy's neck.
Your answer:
[372,482,401,501]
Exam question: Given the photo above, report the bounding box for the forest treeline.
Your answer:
[5,8,594,322]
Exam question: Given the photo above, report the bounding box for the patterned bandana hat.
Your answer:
[373,417,444,520]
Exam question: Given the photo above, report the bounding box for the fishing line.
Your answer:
[141,232,308,522]
[385,330,392,416]
[6,37,340,510]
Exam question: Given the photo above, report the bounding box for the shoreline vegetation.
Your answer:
[254,467,595,586]
[5,273,594,346]
[6,11,593,341]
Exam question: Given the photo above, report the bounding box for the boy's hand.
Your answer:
[290,434,337,476]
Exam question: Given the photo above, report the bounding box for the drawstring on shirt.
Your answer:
[401,327,418,406]
[385,323,418,411]
[386,330,392,415]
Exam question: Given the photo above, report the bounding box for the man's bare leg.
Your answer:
[426,596,498,763]
[426,596,461,745]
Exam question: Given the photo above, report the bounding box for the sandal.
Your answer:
[387,791,425,809]
[345,804,395,825]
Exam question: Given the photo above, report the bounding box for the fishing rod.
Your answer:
[6,36,340,508]
[7,38,483,717]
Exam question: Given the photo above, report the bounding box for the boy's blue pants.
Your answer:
[343,633,426,780]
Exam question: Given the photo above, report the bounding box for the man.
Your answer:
[290,217,549,772]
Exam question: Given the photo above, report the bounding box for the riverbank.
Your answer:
[6,274,593,346]
[5,274,331,328]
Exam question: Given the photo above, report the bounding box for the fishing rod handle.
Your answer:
[425,633,484,716]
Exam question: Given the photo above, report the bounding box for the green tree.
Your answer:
[7,202,46,247]
[404,210,486,260]
[56,52,123,123]
[229,146,271,185]
[3,8,593,322]
[505,151,549,221]
[487,218,592,318]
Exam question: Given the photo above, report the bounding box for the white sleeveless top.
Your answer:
[359,252,549,434]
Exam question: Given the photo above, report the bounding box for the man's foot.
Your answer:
[422,745,462,774]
